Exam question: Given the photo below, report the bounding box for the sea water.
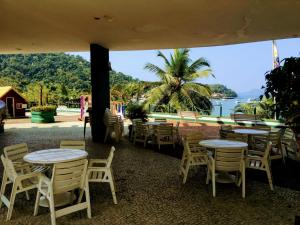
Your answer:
[210,98,252,117]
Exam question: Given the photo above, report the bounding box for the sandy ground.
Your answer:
[0,118,299,225]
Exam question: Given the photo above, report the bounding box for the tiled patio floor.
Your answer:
[0,121,299,225]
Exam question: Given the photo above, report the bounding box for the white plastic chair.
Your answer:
[180,133,207,184]
[246,141,274,190]
[0,155,41,221]
[34,159,91,225]
[206,147,246,198]
[87,146,117,204]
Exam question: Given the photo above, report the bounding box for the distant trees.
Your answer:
[209,84,237,98]
[0,52,237,110]
[0,53,140,106]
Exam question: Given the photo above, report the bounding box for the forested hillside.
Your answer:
[209,84,237,98]
[0,53,237,105]
[0,53,138,104]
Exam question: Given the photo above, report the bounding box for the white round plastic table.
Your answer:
[23,148,88,164]
[23,149,88,207]
[233,129,269,135]
[199,139,248,149]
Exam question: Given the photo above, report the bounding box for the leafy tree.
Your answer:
[234,97,274,119]
[144,48,213,112]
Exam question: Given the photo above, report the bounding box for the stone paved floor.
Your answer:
[0,122,299,225]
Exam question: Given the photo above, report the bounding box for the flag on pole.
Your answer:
[272,40,280,69]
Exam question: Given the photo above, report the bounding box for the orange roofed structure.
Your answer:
[0,86,28,118]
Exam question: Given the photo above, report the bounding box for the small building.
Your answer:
[0,86,28,118]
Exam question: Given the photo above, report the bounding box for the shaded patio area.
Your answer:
[0,122,299,225]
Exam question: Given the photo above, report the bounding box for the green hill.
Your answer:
[0,53,237,104]
[208,84,237,98]
[0,53,138,104]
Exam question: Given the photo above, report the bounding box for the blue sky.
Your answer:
[70,38,300,93]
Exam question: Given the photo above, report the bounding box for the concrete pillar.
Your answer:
[90,44,110,142]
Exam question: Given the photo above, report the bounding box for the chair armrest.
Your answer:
[88,159,107,166]
[87,167,107,173]
[14,162,32,171]
[247,150,264,156]
[246,155,262,160]
[17,171,41,182]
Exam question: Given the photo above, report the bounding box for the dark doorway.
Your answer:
[6,97,14,118]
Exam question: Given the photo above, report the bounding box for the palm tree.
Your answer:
[144,48,213,112]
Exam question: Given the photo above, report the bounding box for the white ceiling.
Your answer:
[1,0,300,53]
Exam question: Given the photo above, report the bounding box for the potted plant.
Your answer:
[31,105,57,123]
[126,102,148,140]
[263,57,300,155]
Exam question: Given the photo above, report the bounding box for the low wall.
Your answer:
[148,113,284,128]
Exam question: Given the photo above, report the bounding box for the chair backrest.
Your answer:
[156,124,173,136]
[268,131,281,146]
[1,155,18,181]
[154,118,167,122]
[52,159,88,194]
[263,141,272,159]
[219,129,233,139]
[106,146,115,168]
[60,140,86,150]
[257,131,281,146]
[220,125,232,131]
[251,125,271,131]
[3,143,29,162]
[214,148,245,172]
[224,133,248,143]
[183,133,204,155]
[282,128,297,145]
[134,121,148,135]
[104,114,118,127]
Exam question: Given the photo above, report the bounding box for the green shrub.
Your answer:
[30,105,57,112]
[126,103,147,121]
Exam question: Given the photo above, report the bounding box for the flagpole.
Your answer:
[272,40,280,120]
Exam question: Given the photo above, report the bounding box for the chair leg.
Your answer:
[84,121,87,139]
[108,171,118,204]
[265,163,274,191]
[179,155,187,175]
[104,128,109,143]
[6,184,17,221]
[0,173,7,208]
[212,170,216,197]
[85,183,92,219]
[49,194,56,225]
[206,169,210,184]
[242,170,245,198]
[182,161,190,184]
[78,188,85,203]
[25,191,30,200]
[34,190,41,216]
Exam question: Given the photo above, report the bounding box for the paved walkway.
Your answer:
[0,121,299,225]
